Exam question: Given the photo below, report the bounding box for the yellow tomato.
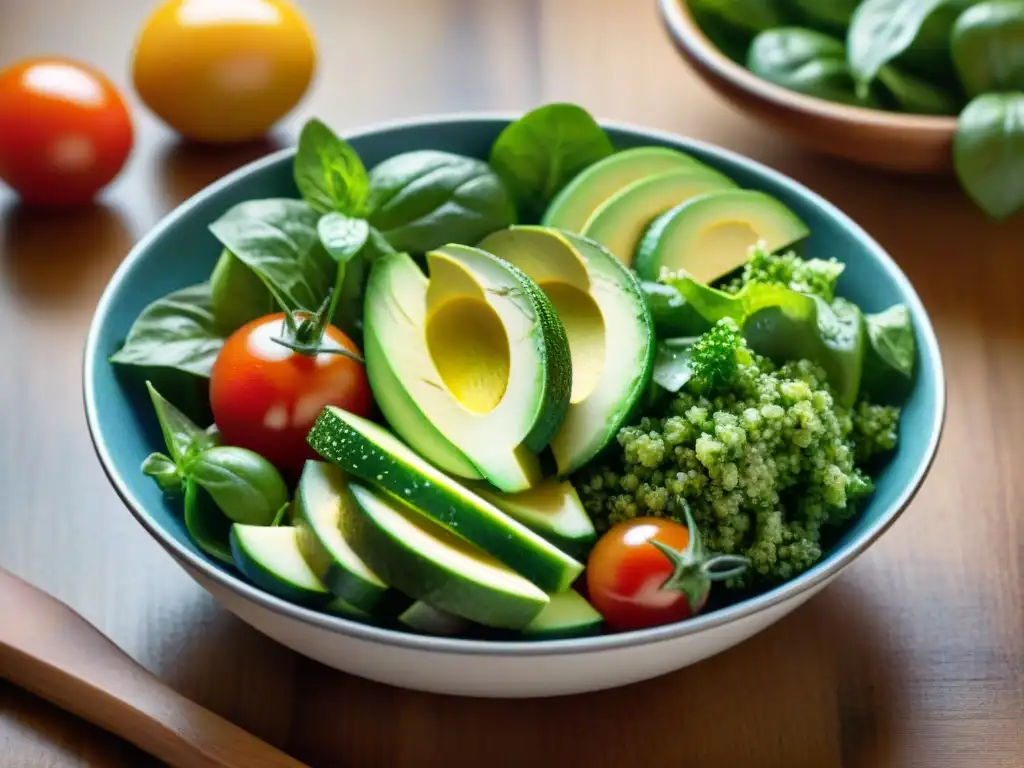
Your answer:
[132,0,316,143]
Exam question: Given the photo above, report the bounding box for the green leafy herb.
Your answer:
[876,64,962,114]
[367,149,516,252]
[690,0,788,37]
[846,0,971,96]
[954,92,1024,219]
[786,0,860,33]
[488,104,614,218]
[861,304,917,402]
[144,380,215,464]
[141,453,181,495]
[294,118,370,216]
[109,283,224,379]
[951,1,1024,97]
[318,213,371,264]
[209,248,277,335]
[183,445,290,527]
[183,478,234,566]
[747,27,877,107]
[209,198,335,312]
[652,338,697,392]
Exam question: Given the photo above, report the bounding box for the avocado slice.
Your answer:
[579,167,737,265]
[293,460,392,612]
[634,189,810,282]
[306,406,584,593]
[478,226,655,475]
[520,590,603,640]
[467,477,597,560]
[343,482,549,629]
[363,247,571,492]
[541,147,709,232]
[230,525,332,607]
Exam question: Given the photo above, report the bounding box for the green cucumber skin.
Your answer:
[229,528,330,608]
[294,519,389,612]
[521,620,603,641]
[307,409,583,593]
[342,484,547,630]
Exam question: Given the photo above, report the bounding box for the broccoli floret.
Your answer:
[721,243,845,302]
[575,336,900,589]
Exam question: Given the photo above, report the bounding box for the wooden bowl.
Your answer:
[656,0,958,173]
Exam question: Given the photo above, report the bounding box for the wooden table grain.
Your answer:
[1,1,1021,766]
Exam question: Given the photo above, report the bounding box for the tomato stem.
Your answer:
[270,289,364,363]
[649,502,751,611]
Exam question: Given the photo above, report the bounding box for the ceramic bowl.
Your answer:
[84,114,946,698]
[657,0,959,173]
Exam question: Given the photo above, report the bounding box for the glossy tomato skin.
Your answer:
[586,517,708,632]
[209,313,372,477]
[132,0,317,143]
[0,58,133,206]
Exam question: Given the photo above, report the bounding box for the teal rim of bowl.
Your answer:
[83,112,947,656]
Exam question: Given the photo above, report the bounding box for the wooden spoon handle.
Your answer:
[0,567,308,768]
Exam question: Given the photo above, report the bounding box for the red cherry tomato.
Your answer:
[586,512,749,633]
[0,57,133,206]
[209,312,373,477]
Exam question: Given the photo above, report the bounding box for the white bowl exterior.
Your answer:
[182,559,835,698]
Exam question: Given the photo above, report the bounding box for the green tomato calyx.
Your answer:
[272,289,364,363]
[648,502,751,611]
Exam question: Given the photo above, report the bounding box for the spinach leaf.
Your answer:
[488,104,613,218]
[183,445,289,526]
[846,0,973,95]
[109,283,223,378]
[876,64,962,114]
[294,118,370,216]
[861,304,916,403]
[951,1,1024,97]
[954,92,1024,219]
[209,198,335,312]
[785,0,860,33]
[748,28,878,107]
[367,150,516,252]
[183,478,234,566]
[652,338,698,392]
[690,0,788,37]
[209,248,277,335]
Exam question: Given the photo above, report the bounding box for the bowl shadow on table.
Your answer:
[289,581,909,768]
[158,136,287,209]
[0,202,133,316]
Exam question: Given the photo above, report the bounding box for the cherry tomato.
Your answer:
[209,312,372,476]
[132,0,317,143]
[585,511,750,633]
[0,58,133,206]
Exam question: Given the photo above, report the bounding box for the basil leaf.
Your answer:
[209,248,277,335]
[144,380,208,463]
[954,92,1024,219]
[109,283,224,378]
[142,452,181,495]
[861,303,916,403]
[184,446,290,526]
[785,0,860,33]
[294,118,370,216]
[331,226,396,340]
[183,478,234,566]
[951,1,1024,97]
[876,64,961,114]
[652,338,698,392]
[489,104,614,218]
[209,199,335,312]
[846,0,971,95]
[318,213,370,264]
[747,28,878,107]
[367,150,516,253]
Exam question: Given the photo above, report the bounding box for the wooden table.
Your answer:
[1,1,1022,766]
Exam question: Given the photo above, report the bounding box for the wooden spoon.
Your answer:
[0,566,308,768]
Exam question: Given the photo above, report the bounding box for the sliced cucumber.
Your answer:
[398,601,471,636]
[469,478,597,560]
[230,525,331,607]
[343,482,549,629]
[307,407,583,593]
[322,596,373,622]
[293,460,392,612]
[521,590,603,640]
